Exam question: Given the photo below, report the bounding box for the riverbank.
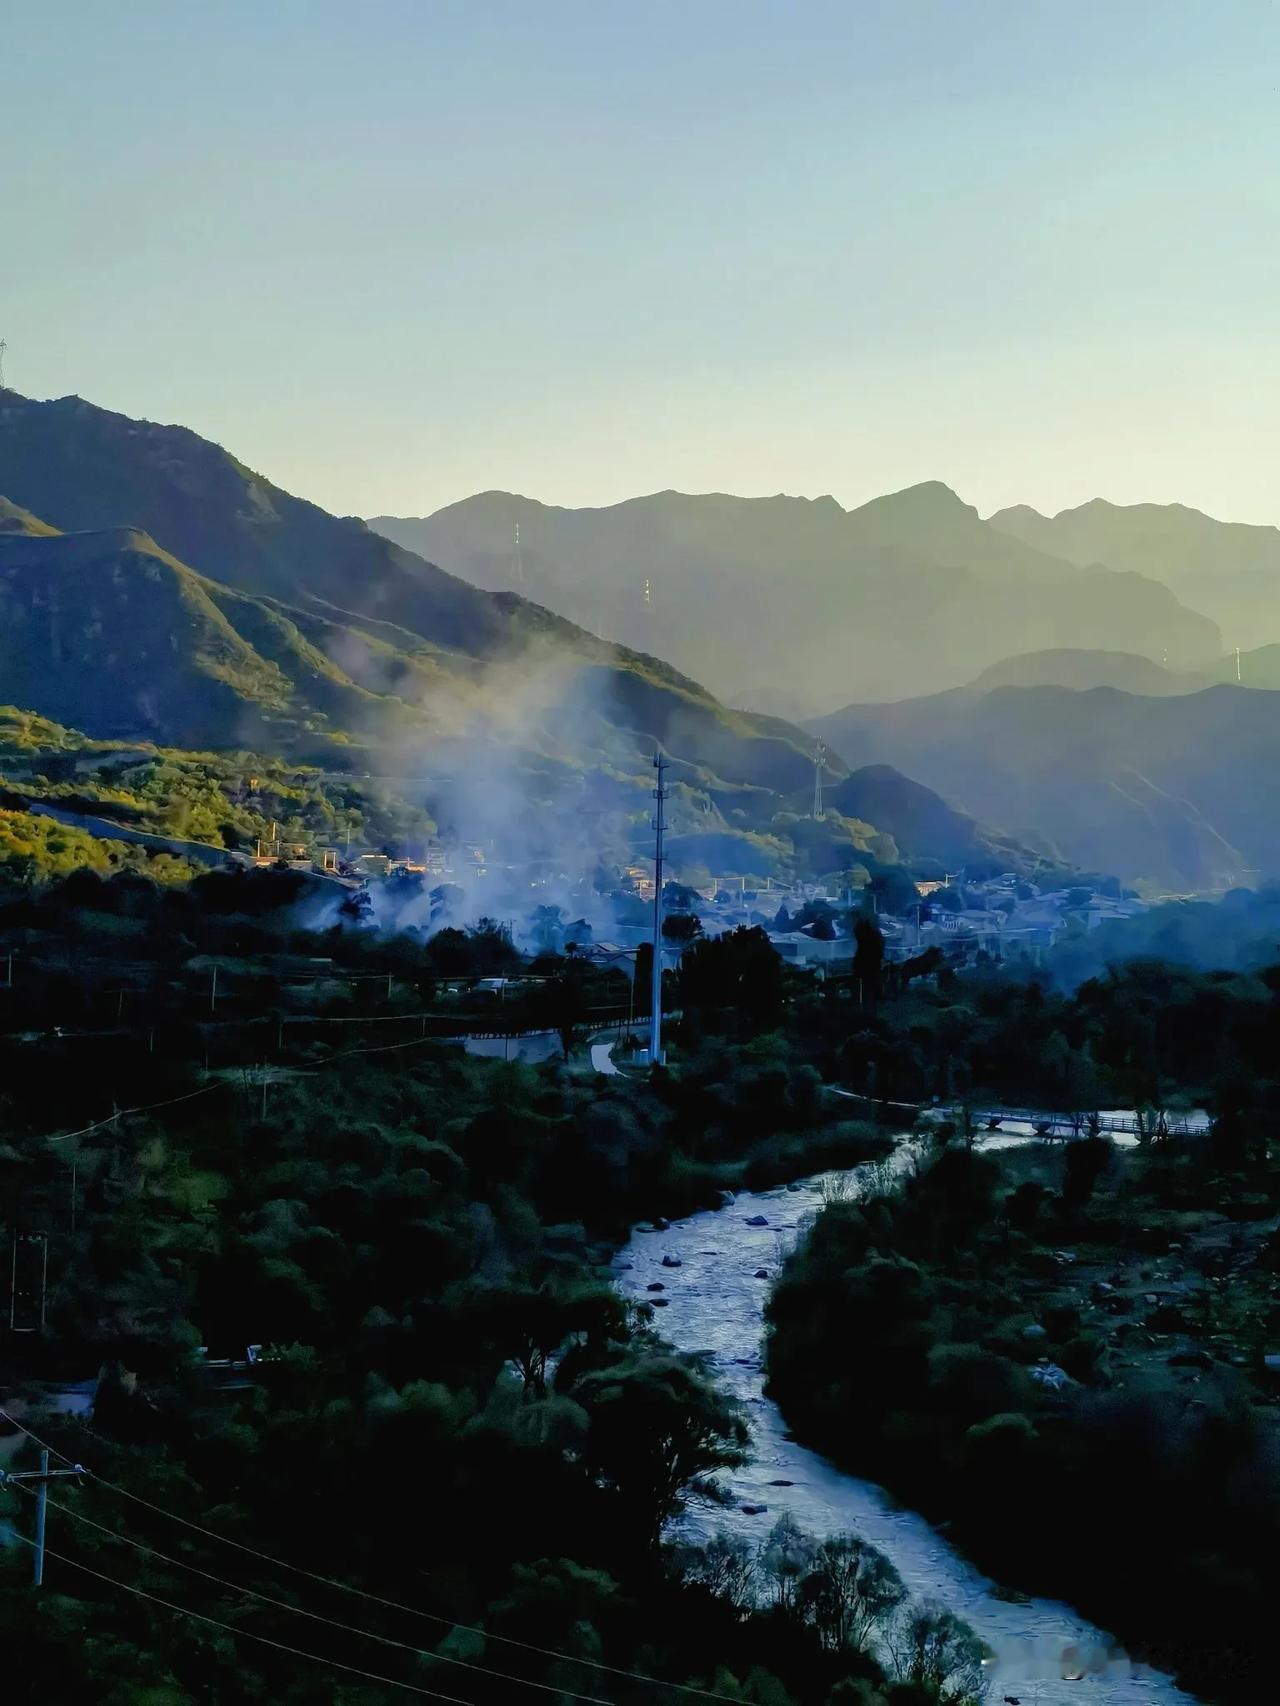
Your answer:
[613,1163,1199,1705]
[765,1136,1280,1706]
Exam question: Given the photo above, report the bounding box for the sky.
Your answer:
[4,1,1278,524]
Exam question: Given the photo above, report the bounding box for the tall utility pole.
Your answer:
[0,339,7,390]
[812,741,827,821]
[1,1452,86,1585]
[650,752,668,1065]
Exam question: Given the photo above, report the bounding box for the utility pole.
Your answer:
[650,752,668,1066]
[0,338,7,390]
[812,742,827,821]
[1,1452,86,1585]
[1236,646,1242,683]
[8,1232,48,1332]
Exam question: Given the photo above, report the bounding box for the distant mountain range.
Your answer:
[371,485,1220,717]
[0,388,1055,885]
[989,499,1280,650]
[813,670,1280,893]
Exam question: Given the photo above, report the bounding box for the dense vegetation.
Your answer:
[769,958,1280,1706]
[3,863,994,1706]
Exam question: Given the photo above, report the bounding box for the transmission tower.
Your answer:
[650,751,668,1065]
[0,339,7,390]
[812,741,827,821]
[513,521,523,588]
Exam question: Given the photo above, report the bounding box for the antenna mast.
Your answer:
[812,741,827,821]
[650,751,668,1065]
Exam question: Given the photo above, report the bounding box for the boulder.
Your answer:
[745,1215,769,1227]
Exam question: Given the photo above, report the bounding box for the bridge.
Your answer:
[827,1086,1209,1138]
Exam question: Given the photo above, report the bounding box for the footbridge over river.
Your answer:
[827,1086,1210,1140]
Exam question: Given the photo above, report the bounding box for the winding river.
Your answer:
[613,1155,1200,1705]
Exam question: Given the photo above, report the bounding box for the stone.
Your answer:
[662,1254,682,1268]
[753,1269,769,1280]
[646,1282,665,1292]
[745,1215,769,1227]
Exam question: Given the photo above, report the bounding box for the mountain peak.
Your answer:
[850,480,978,528]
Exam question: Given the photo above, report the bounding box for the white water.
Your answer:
[614,1159,1200,1705]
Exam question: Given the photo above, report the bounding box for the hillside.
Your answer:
[959,644,1280,697]
[370,483,1221,715]
[823,764,1038,873]
[0,397,866,832]
[962,647,1192,696]
[811,682,1280,892]
[989,498,1280,648]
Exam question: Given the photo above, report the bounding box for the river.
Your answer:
[613,1154,1200,1705]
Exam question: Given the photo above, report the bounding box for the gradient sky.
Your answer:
[5,1,1277,523]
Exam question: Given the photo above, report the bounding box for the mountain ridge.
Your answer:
[371,482,1221,714]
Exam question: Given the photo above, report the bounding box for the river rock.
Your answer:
[745,1215,769,1227]
[650,1296,669,1307]
[1168,1345,1213,1370]
[646,1281,665,1292]
[718,1190,736,1206]
[740,1503,768,1515]
[662,1254,682,1268]
[652,1217,670,1232]
[753,1269,769,1280]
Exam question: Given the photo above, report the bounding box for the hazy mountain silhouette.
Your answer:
[0,395,856,812]
[371,484,1221,716]
[812,680,1280,892]
[989,498,1280,648]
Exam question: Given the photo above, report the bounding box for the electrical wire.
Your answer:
[0,1408,746,1701]
[15,1487,613,1706]
[41,1082,227,1146]
[0,1528,474,1703]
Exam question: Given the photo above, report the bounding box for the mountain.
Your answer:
[823,764,1037,873]
[0,394,953,885]
[963,648,1192,696]
[811,682,1280,893]
[961,644,1280,696]
[370,483,1221,716]
[989,499,1280,649]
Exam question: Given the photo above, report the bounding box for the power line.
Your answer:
[13,1489,613,1706]
[0,1409,745,1702]
[41,1082,227,1147]
[0,1529,474,1703]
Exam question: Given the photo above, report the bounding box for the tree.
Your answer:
[851,917,885,1004]
[573,1352,748,1546]
[759,1513,818,1612]
[1063,1133,1112,1209]
[795,1533,905,1652]
[678,927,785,1033]
[663,912,703,944]
[888,1602,987,1704]
[676,1532,759,1611]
